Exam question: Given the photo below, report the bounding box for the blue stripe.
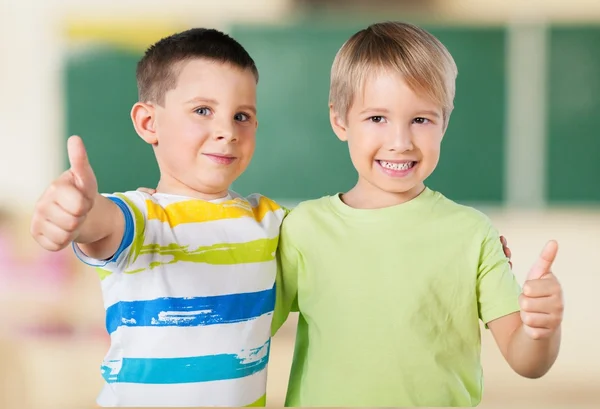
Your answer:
[106,287,275,334]
[101,340,270,384]
[106,196,134,263]
[71,196,134,268]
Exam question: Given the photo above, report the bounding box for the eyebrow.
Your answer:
[238,104,257,115]
[359,107,390,115]
[185,97,256,114]
[359,107,441,118]
[186,97,218,105]
[416,110,441,119]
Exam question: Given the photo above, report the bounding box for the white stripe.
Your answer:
[108,313,272,358]
[100,260,276,306]
[96,367,267,407]
[505,22,548,207]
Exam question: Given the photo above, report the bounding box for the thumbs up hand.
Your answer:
[30,136,99,251]
[519,240,564,340]
[67,135,98,199]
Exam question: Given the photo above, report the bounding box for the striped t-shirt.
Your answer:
[74,190,286,407]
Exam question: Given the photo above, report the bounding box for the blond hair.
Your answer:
[330,22,458,127]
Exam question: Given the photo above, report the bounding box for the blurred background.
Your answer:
[0,0,599,408]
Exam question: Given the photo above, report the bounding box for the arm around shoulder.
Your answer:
[271,214,301,336]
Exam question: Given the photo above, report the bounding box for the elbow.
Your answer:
[512,363,552,379]
[518,370,546,380]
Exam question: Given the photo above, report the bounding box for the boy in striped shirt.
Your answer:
[29,28,285,407]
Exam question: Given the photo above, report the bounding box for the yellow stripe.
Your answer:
[245,394,266,407]
[253,197,282,221]
[65,19,183,51]
[146,196,282,228]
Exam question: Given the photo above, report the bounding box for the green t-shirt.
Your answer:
[272,187,521,407]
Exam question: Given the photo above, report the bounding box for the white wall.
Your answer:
[0,1,60,208]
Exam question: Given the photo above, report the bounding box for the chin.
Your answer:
[376,181,424,195]
[199,182,231,193]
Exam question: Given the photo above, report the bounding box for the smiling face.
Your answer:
[133,58,258,199]
[331,69,446,208]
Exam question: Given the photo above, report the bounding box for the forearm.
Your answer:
[75,194,125,259]
[506,324,561,378]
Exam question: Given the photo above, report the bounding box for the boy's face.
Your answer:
[331,70,445,202]
[142,59,257,198]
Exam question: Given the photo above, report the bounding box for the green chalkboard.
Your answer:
[65,47,159,194]
[424,27,506,203]
[547,27,600,204]
[231,23,506,203]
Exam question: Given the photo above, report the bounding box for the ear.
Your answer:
[329,104,348,142]
[131,102,157,145]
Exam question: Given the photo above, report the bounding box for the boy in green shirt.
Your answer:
[272,21,564,407]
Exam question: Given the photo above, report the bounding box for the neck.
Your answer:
[155,175,230,201]
[342,178,426,209]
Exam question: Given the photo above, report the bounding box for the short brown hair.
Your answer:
[136,28,259,105]
[330,21,458,126]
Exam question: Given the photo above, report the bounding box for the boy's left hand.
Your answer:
[519,240,563,340]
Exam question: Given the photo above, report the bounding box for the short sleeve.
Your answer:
[477,223,522,326]
[73,192,147,272]
[271,215,300,336]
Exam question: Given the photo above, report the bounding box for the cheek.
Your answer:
[347,140,378,174]
[417,132,442,160]
[348,133,379,163]
[173,121,212,150]
[239,132,256,157]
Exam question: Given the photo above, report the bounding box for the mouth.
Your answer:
[376,160,418,176]
[203,153,237,165]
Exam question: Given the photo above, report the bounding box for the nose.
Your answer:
[214,119,237,143]
[388,126,414,152]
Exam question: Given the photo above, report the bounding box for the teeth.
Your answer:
[379,161,414,171]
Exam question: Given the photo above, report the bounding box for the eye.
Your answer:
[413,117,431,125]
[194,107,212,116]
[369,116,386,123]
[234,112,251,122]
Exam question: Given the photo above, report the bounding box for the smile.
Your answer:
[377,160,416,171]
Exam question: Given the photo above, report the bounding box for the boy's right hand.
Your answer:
[30,136,98,251]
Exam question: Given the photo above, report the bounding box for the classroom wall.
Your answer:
[1,0,600,210]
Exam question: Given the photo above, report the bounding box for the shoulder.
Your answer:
[101,191,156,219]
[231,191,288,222]
[237,192,282,208]
[282,196,333,229]
[430,190,496,234]
[103,190,155,206]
